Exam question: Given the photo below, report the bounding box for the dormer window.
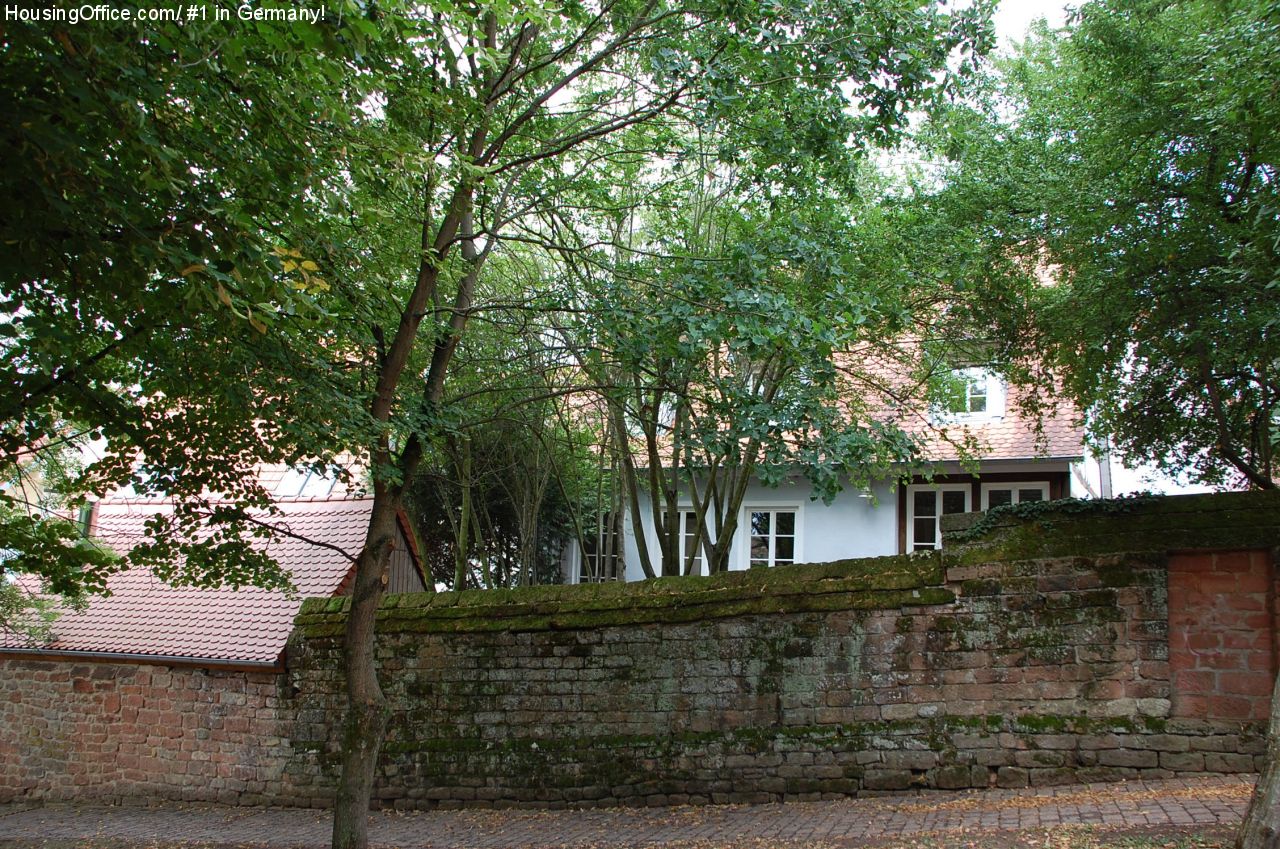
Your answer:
[954,372,987,414]
[937,367,1005,421]
[275,467,338,498]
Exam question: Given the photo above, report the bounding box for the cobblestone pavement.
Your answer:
[0,775,1256,848]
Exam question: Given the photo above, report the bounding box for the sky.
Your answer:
[991,0,1072,48]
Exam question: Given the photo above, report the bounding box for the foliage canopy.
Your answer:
[927,0,1280,488]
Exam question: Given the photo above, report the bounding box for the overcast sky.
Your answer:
[991,0,1073,47]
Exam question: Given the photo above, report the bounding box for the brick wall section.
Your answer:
[1168,550,1279,721]
[0,660,298,806]
[1,491,1277,808]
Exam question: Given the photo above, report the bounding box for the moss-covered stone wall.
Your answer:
[274,491,1279,809]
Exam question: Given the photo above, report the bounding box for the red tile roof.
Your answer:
[3,497,373,665]
[898,380,1085,462]
[837,343,1085,464]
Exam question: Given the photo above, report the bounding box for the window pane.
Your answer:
[751,511,770,535]
[913,490,936,517]
[775,537,794,562]
[968,393,986,413]
[913,518,936,547]
[1018,488,1045,503]
[775,512,795,535]
[942,490,968,514]
[751,535,769,561]
[987,489,1013,508]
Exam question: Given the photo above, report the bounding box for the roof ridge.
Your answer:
[95,494,374,507]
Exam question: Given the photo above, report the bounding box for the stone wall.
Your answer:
[1,491,1277,808]
[280,492,1279,808]
[0,660,297,805]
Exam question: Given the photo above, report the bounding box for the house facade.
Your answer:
[563,369,1100,583]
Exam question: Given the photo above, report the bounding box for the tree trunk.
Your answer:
[453,440,473,590]
[330,490,399,849]
[1236,667,1280,849]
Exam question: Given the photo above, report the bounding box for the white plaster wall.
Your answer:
[789,478,899,564]
[572,460,1077,583]
[623,474,898,580]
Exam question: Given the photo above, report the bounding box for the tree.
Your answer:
[1,10,377,605]
[4,2,993,846]
[544,106,992,579]
[558,202,931,578]
[405,300,600,590]
[924,0,1280,489]
[312,3,991,844]
[0,443,98,643]
[918,1,1280,843]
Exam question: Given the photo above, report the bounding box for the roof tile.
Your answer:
[4,497,372,664]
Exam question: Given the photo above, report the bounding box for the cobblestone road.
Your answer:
[0,775,1256,848]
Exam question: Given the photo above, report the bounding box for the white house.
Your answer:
[562,369,1103,583]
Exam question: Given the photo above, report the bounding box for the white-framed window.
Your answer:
[936,367,1006,420]
[981,482,1050,510]
[906,484,971,551]
[275,467,338,498]
[746,507,799,568]
[581,512,623,583]
[679,510,706,575]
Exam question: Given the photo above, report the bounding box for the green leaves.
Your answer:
[1,0,996,618]
[927,0,1280,488]
[0,9,380,607]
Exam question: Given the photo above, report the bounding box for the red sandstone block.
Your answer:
[1126,679,1171,699]
[1137,661,1170,679]
[1246,698,1273,721]
[1242,612,1274,629]
[1173,670,1216,693]
[1224,593,1266,612]
[1036,682,1078,700]
[1193,650,1245,670]
[1084,679,1126,699]
[1175,695,1211,716]
[1211,551,1258,572]
[1220,672,1276,697]
[221,717,249,734]
[1168,648,1194,672]
[1247,652,1277,673]
[1235,572,1272,594]
[1195,574,1242,595]
[1208,695,1255,719]
[1185,632,1221,651]
[1220,630,1269,651]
